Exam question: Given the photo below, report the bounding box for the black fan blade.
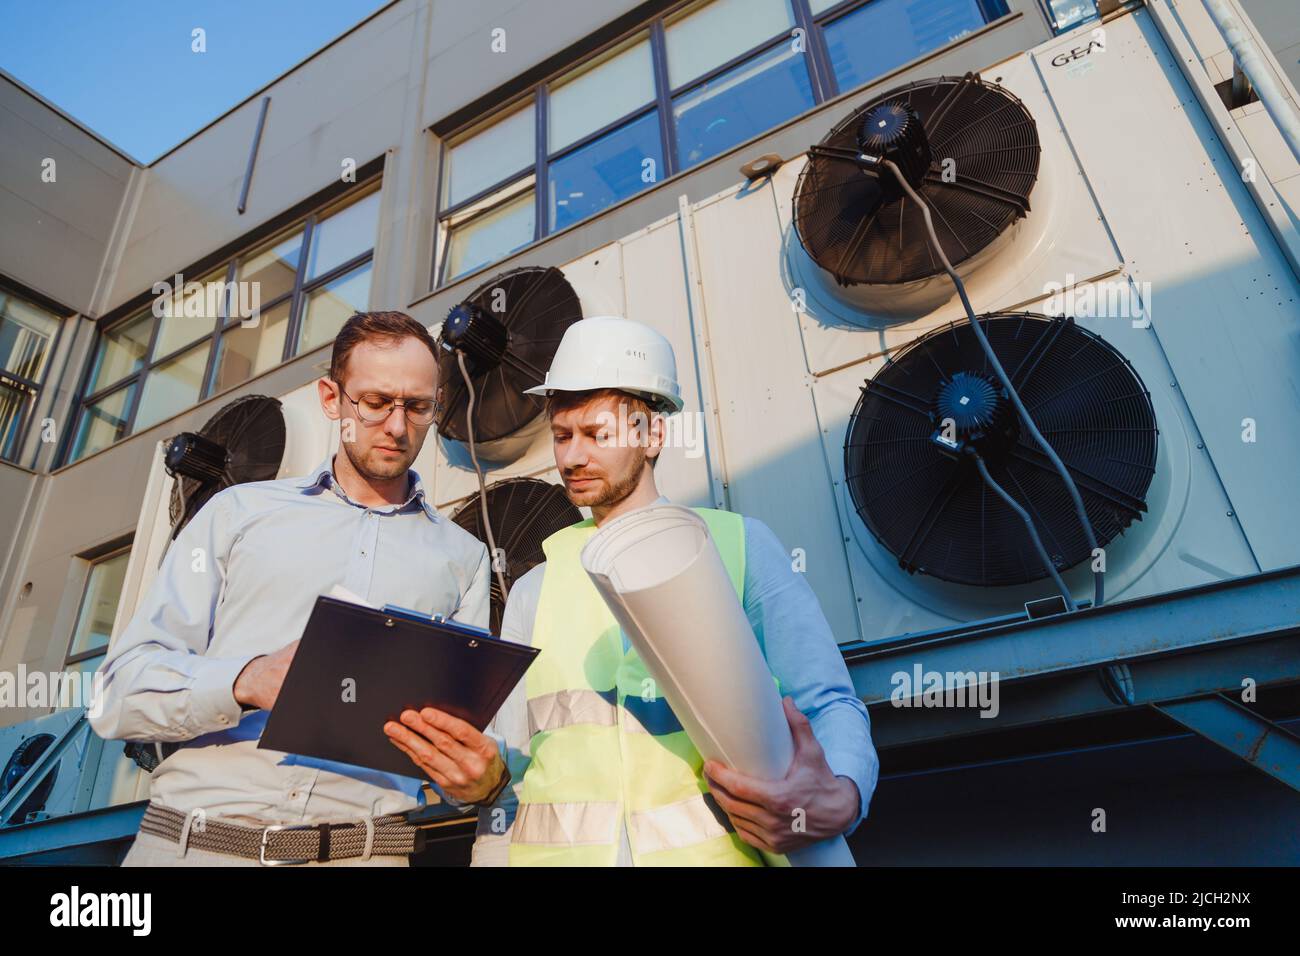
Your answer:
[168,396,285,539]
[436,267,582,444]
[450,478,582,633]
[844,314,1157,587]
[795,75,1040,286]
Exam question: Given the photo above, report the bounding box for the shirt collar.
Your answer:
[298,456,439,521]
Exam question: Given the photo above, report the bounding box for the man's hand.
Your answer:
[384,707,506,805]
[703,696,860,855]
[232,639,300,711]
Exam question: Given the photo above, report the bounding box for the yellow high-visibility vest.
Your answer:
[508,507,788,866]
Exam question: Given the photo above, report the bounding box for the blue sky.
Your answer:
[0,0,390,163]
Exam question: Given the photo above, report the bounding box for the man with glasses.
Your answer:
[92,311,509,866]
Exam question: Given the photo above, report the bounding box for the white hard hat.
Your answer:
[523,315,684,413]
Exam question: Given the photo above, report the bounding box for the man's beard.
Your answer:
[342,438,413,482]
[566,446,645,507]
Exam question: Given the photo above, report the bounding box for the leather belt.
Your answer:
[139,802,423,865]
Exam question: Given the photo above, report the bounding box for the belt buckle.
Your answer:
[259,823,318,866]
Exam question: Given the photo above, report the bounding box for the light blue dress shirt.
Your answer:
[90,456,492,826]
[470,495,879,865]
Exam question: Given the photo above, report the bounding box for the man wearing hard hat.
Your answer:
[390,316,878,865]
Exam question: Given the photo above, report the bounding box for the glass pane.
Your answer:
[809,0,843,11]
[444,103,535,207]
[237,228,304,305]
[673,41,814,169]
[132,341,211,433]
[442,190,535,283]
[298,262,373,354]
[665,0,794,88]
[88,313,153,392]
[549,112,664,231]
[307,190,381,280]
[823,0,987,92]
[0,293,60,382]
[1045,0,1098,31]
[0,381,32,461]
[70,384,136,461]
[153,268,225,359]
[210,300,291,394]
[549,37,655,152]
[55,653,106,711]
[69,550,130,658]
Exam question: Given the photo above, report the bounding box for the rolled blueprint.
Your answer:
[581,503,855,867]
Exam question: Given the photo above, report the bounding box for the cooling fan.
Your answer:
[436,266,583,445]
[843,313,1158,587]
[451,478,582,634]
[794,73,1041,287]
[166,395,285,539]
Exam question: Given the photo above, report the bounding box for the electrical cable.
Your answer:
[971,451,1077,612]
[456,349,511,606]
[878,157,1105,609]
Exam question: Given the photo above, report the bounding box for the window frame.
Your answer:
[431,0,1011,287]
[63,176,383,466]
[0,282,70,465]
[64,541,133,670]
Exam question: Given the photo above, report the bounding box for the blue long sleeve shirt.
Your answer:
[89,457,492,825]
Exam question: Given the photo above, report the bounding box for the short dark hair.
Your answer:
[329,311,438,386]
[543,387,663,468]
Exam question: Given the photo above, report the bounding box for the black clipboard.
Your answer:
[258,595,538,779]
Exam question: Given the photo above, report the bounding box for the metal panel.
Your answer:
[685,178,863,645]
[843,561,1300,704]
[807,271,1257,642]
[1035,9,1300,571]
[623,212,719,508]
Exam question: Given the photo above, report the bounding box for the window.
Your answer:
[67,181,381,464]
[670,38,814,170]
[433,0,1007,285]
[63,547,131,699]
[822,0,988,90]
[1038,0,1098,33]
[0,288,63,463]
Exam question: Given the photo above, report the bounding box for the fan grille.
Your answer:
[436,266,582,443]
[794,73,1040,286]
[843,314,1157,587]
[168,395,285,537]
[451,478,582,633]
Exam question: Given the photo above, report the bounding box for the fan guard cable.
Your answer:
[456,349,511,606]
[878,156,1105,609]
[971,450,1075,611]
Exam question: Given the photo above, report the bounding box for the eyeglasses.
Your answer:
[338,386,441,425]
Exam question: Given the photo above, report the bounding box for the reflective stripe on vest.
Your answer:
[628,792,733,855]
[511,793,734,851]
[527,688,617,737]
[526,687,684,738]
[512,800,622,846]
[509,506,779,867]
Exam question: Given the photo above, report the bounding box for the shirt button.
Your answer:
[217,715,229,724]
